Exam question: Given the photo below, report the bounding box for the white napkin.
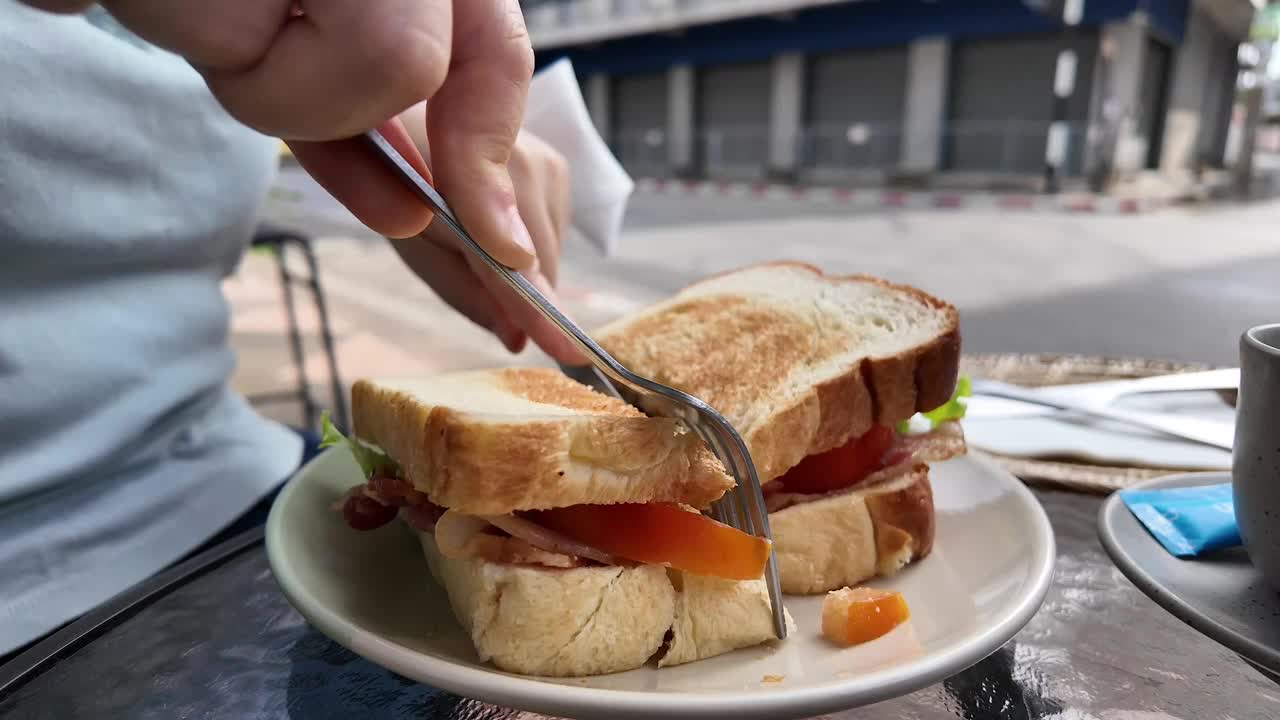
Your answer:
[962,390,1235,470]
[522,58,634,256]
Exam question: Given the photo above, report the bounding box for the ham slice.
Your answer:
[486,514,623,565]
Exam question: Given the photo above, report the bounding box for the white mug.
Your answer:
[1233,323,1280,591]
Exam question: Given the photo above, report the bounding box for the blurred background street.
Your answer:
[234,161,1280,428]
[228,0,1280,430]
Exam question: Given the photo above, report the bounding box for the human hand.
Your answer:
[23,0,541,274]
[390,128,583,363]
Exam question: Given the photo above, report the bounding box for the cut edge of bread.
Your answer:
[660,571,797,668]
[769,465,935,594]
[595,262,961,484]
[351,369,735,515]
[418,532,789,677]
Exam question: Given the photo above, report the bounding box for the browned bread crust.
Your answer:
[351,368,734,515]
[596,262,960,483]
[866,465,936,575]
[770,466,935,594]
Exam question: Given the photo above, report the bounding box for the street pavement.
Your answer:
[232,165,1280,428]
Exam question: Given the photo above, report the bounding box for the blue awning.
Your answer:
[535,0,1190,76]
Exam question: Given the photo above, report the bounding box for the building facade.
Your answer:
[526,0,1257,190]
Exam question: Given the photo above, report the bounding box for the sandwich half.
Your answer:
[326,368,792,677]
[596,262,968,594]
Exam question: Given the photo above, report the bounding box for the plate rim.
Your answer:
[267,449,1056,719]
[1097,472,1280,674]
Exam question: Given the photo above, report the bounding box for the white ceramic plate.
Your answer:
[266,449,1055,720]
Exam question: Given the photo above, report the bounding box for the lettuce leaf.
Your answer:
[320,411,398,478]
[897,376,971,433]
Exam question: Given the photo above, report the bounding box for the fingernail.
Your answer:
[494,316,526,353]
[507,205,537,258]
[503,330,528,354]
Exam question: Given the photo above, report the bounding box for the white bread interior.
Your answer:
[352,369,734,515]
[595,262,960,484]
[771,466,936,594]
[420,533,676,677]
[661,571,797,667]
[419,533,792,676]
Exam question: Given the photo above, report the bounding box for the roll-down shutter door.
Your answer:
[698,61,772,180]
[805,47,908,172]
[612,71,670,178]
[947,31,1097,175]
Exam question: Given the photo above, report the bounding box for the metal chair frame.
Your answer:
[246,224,349,432]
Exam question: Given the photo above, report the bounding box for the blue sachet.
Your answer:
[1119,483,1240,558]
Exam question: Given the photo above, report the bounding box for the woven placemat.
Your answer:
[960,353,1229,495]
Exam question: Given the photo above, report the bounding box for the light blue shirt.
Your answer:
[0,4,302,653]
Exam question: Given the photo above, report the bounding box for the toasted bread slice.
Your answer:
[595,262,960,483]
[770,466,935,594]
[419,534,792,676]
[351,369,734,515]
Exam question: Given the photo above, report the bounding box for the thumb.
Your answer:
[424,0,537,271]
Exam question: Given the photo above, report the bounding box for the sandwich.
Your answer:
[323,368,793,677]
[595,262,968,594]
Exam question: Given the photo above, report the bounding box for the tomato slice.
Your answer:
[525,503,772,580]
[775,426,897,494]
[821,586,911,647]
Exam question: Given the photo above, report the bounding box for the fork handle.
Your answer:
[1110,368,1240,396]
[363,130,628,383]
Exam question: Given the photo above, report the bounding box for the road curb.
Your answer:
[632,178,1188,215]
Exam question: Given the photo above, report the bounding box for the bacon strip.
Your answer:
[402,503,445,533]
[337,472,436,532]
[896,421,967,464]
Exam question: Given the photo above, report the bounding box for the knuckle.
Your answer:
[374,23,451,104]
[508,144,534,175]
[215,25,277,71]
[545,151,569,185]
[502,6,536,78]
[510,41,535,84]
[494,13,535,83]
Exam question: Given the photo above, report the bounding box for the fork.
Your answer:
[362,130,787,639]
[992,368,1239,406]
[970,378,1234,451]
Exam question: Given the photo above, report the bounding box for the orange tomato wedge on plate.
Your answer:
[526,502,772,580]
[822,586,911,646]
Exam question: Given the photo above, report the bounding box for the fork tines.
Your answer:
[692,415,787,640]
